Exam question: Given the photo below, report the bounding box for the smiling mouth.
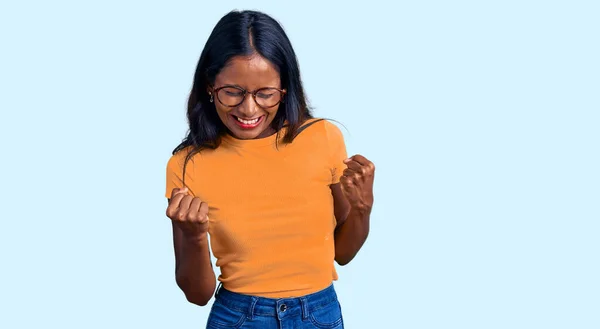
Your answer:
[231,114,264,129]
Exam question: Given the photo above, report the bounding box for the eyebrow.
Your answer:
[219,83,242,89]
[217,84,281,90]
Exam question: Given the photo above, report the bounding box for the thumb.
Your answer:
[170,187,188,199]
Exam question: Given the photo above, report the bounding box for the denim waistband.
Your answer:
[214,284,338,319]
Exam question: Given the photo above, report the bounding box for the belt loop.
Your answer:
[300,297,309,320]
[248,297,259,320]
[215,282,223,297]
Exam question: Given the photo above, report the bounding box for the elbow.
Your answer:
[336,259,350,266]
[185,293,211,306]
[176,276,214,307]
[335,254,353,266]
[335,243,361,266]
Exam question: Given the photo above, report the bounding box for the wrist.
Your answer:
[350,203,372,216]
[184,232,209,246]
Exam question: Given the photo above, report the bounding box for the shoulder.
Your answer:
[166,146,195,170]
[298,118,344,138]
[312,118,345,143]
[291,119,346,158]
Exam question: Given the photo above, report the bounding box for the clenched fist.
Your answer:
[166,187,209,240]
[341,154,375,212]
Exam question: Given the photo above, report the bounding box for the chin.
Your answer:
[231,130,262,139]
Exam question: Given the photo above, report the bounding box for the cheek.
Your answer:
[214,106,233,126]
[265,105,280,117]
[215,105,232,118]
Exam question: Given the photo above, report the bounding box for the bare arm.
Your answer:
[167,191,216,306]
[172,223,216,306]
[331,183,371,265]
[331,154,375,266]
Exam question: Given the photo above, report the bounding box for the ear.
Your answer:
[206,86,213,95]
[281,89,287,102]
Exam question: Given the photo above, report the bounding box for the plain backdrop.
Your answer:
[1,1,598,328]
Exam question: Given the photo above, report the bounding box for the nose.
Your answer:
[237,93,259,118]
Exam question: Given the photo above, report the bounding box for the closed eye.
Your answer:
[256,92,275,99]
[225,90,243,96]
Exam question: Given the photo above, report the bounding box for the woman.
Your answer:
[165,10,375,329]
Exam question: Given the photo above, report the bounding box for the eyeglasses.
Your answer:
[212,85,286,108]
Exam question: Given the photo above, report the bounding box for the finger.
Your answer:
[340,175,353,188]
[166,192,188,218]
[171,191,189,205]
[348,157,375,174]
[346,154,373,168]
[343,168,358,177]
[175,195,194,221]
[340,177,355,196]
[198,202,210,223]
[187,197,203,221]
[344,160,365,174]
[170,187,188,200]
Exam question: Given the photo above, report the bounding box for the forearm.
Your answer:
[334,206,371,265]
[176,234,216,306]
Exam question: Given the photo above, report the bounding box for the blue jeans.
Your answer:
[206,284,344,329]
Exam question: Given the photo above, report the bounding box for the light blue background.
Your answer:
[1,1,598,328]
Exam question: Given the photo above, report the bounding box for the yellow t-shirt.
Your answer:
[165,119,347,298]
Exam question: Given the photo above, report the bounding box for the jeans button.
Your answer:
[279,304,287,312]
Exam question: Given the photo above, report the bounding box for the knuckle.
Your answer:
[200,211,209,220]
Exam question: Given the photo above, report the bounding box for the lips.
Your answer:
[235,116,260,125]
[231,114,264,129]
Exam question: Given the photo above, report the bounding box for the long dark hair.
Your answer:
[172,10,313,184]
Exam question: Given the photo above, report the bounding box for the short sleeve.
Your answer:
[323,121,348,184]
[165,148,196,199]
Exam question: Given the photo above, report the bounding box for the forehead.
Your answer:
[215,55,281,88]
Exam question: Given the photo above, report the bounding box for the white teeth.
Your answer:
[236,116,260,125]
